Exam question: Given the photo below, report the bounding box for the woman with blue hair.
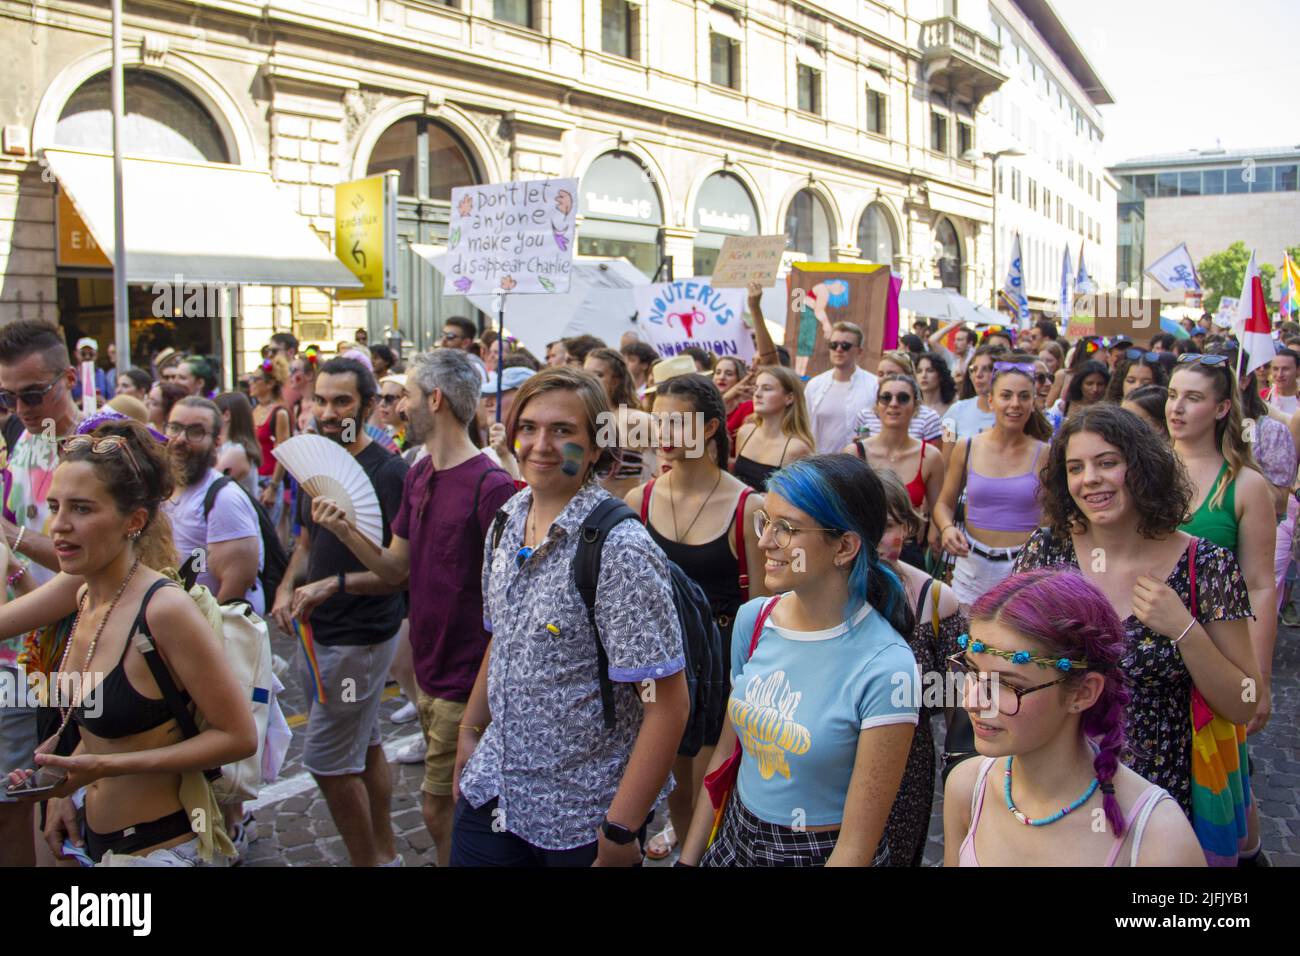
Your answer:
[677,454,919,866]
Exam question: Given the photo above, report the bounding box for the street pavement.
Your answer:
[244,618,1300,867]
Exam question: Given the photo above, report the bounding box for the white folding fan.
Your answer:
[272,435,384,546]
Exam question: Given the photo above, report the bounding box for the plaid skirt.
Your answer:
[699,794,890,868]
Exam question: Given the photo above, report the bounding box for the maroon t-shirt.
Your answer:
[393,452,517,701]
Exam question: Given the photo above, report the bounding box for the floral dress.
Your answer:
[1013,528,1252,815]
[885,579,967,867]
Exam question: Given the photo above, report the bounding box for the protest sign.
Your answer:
[634,280,751,361]
[1072,295,1162,341]
[710,235,789,288]
[784,263,892,377]
[442,178,577,295]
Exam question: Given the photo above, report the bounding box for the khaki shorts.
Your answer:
[416,692,465,797]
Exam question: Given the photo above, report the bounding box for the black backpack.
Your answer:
[179,475,289,599]
[490,497,727,758]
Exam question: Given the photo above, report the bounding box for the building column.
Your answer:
[660,226,696,278]
[0,164,58,325]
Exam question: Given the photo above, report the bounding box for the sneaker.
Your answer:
[396,737,427,764]
[391,700,418,724]
[379,854,405,867]
[1281,604,1300,628]
[240,811,259,845]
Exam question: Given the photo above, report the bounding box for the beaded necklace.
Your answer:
[1003,755,1098,827]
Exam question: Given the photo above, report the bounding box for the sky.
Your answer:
[1048,0,1300,164]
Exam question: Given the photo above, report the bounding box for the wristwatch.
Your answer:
[336,571,346,595]
[600,816,638,846]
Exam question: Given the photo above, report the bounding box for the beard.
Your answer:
[313,416,355,445]
[168,443,213,487]
[403,407,431,447]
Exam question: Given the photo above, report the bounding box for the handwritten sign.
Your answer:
[442,178,576,295]
[634,280,751,361]
[709,235,789,288]
[1073,295,1163,341]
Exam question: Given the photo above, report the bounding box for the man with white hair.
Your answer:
[305,348,516,866]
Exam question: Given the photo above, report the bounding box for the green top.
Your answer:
[1179,460,1238,552]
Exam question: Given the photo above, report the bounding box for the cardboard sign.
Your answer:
[634,280,751,361]
[443,178,577,295]
[709,235,789,288]
[784,263,892,377]
[1073,295,1163,341]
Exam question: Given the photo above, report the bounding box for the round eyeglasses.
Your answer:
[752,509,843,549]
[946,652,1069,717]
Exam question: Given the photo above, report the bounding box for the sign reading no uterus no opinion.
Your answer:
[443,178,577,296]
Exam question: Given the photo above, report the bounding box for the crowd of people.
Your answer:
[0,293,1290,868]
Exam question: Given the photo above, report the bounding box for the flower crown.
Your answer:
[956,633,1089,672]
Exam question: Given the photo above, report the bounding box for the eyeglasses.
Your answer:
[0,378,62,409]
[946,653,1069,717]
[828,341,856,352]
[753,509,843,549]
[1125,348,1161,362]
[1035,373,1052,385]
[58,434,144,485]
[992,361,1037,376]
[164,422,212,442]
[441,330,465,341]
[877,391,913,406]
[1176,353,1228,367]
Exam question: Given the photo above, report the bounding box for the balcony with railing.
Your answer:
[919,16,1006,103]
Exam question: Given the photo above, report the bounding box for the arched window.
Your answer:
[784,189,832,261]
[693,171,759,276]
[366,117,478,201]
[857,203,896,265]
[578,151,664,277]
[55,70,230,163]
[936,217,962,293]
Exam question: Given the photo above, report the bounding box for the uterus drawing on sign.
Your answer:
[667,307,707,339]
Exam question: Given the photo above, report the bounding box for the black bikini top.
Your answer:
[74,581,190,740]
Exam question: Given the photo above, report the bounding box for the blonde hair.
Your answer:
[879,350,916,376]
[1173,362,1259,511]
[752,365,816,450]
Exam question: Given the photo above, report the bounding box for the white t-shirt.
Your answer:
[1268,392,1299,415]
[943,398,996,442]
[164,468,265,614]
[812,379,855,454]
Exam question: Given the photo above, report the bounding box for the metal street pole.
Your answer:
[990,155,998,309]
[110,0,130,375]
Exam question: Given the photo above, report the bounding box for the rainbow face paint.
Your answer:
[561,442,584,476]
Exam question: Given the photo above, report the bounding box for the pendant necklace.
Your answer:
[669,470,723,542]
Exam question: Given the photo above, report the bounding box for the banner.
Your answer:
[1060,246,1074,326]
[710,235,789,288]
[443,177,577,295]
[1075,246,1094,295]
[1073,295,1162,341]
[634,280,750,361]
[784,263,892,378]
[1145,242,1201,292]
[1002,233,1030,327]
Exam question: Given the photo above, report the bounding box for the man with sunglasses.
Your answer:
[805,321,878,454]
[0,319,85,865]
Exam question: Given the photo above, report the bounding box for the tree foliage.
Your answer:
[1197,241,1276,313]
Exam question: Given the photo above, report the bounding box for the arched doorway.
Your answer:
[936,217,963,293]
[578,151,664,277]
[364,117,481,351]
[784,188,833,261]
[53,69,235,368]
[692,171,759,276]
[857,203,896,267]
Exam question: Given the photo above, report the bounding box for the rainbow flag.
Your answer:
[1188,691,1250,866]
[1281,252,1300,323]
[293,618,328,705]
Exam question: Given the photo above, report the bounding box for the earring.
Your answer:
[129,530,142,541]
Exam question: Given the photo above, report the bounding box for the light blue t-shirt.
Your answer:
[728,595,919,828]
[942,397,996,441]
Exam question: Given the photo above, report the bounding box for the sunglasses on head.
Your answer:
[1125,348,1160,362]
[993,361,1037,376]
[1177,353,1229,367]
[828,340,856,352]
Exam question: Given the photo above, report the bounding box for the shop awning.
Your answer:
[43,147,363,288]
[709,9,743,41]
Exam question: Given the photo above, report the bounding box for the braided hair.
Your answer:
[970,568,1131,836]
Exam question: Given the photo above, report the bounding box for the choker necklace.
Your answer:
[1003,756,1098,826]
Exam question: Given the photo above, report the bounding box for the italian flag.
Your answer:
[1234,250,1273,375]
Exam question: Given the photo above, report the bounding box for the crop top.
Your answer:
[964,441,1044,533]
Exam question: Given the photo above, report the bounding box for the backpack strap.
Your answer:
[852,439,866,460]
[735,487,753,601]
[572,497,641,730]
[931,581,942,640]
[130,580,222,782]
[201,474,235,521]
[639,478,656,525]
[916,578,933,633]
[489,509,510,554]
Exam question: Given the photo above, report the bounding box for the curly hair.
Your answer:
[1039,403,1193,539]
[916,351,957,405]
[1104,354,1167,403]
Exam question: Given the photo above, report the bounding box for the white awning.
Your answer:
[709,8,743,41]
[795,43,824,68]
[43,147,362,288]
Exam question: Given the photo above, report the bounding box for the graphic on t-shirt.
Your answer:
[729,669,811,780]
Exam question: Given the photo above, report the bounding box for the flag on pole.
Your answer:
[1280,252,1300,323]
[1234,250,1273,375]
[1075,245,1094,295]
[1001,232,1031,328]
[1059,246,1074,325]
[1145,242,1202,292]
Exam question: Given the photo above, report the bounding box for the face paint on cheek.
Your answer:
[513,439,522,457]
[561,442,584,476]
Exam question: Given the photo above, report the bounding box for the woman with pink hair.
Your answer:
[944,568,1204,866]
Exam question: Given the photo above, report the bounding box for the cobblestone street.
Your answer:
[244,618,1300,867]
